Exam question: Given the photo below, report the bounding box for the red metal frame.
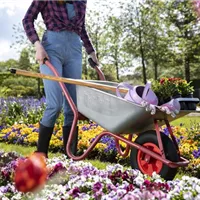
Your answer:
[45,60,189,169]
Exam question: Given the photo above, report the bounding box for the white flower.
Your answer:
[152,171,161,180]
[2,197,10,200]
[182,176,190,181]
[10,192,23,200]
[183,191,193,200]
[108,190,117,197]
[116,189,127,198]
[134,176,144,186]
[74,194,91,200]
[195,185,200,194]
[194,194,200,200]
[106,163,124,173]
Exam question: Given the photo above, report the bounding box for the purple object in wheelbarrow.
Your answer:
[116,81,158,106]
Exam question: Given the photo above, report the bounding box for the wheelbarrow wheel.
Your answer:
[130,130,179,180]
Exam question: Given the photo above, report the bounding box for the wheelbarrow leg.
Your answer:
[62,126,78,156]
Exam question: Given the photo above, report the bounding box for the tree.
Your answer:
[0,59,18,72]
[121,0,177,83]
[18,49,31,70]
[103,16,127,81]
[167,0,200,81]
[121,0,148,84]
[84,2,109,80]
[140,0,174,80]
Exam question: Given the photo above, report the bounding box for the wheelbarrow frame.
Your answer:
[43,60,190,168]
[11,59,199,178]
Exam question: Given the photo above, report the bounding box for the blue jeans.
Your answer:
[40,4,82,127]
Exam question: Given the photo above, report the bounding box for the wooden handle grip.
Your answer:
[10,68,128,93]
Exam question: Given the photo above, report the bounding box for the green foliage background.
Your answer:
[0,0,200,97]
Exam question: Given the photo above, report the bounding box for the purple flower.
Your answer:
[126,184,134,192]
[122,171,129,181]
[93,182,102,192]
[144,180,151,186]
[193,148,200,158]
[48,162,66,178]
[162,127,170,136]
[71,187,80,198]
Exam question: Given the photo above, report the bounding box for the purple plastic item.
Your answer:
[160,99,180,113]
[116,81,158,105]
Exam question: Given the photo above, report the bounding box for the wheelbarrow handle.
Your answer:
[43,57,48,64]
[88,58,97,68]
[88,58,106,81]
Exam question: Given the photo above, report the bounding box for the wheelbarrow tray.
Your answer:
[77,80,199,134]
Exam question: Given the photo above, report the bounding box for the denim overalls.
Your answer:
[40,3,82,127]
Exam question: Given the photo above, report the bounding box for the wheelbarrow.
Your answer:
[10,58,200,180]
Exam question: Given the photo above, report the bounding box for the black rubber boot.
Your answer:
[37,123,54,157]
[62,126,78,156]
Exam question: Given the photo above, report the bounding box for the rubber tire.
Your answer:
[130,130,179,180]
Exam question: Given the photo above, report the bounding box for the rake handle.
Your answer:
[10,68,128,94]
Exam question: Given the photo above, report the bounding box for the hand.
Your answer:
[89,51,99,66]
[34,41,49,65]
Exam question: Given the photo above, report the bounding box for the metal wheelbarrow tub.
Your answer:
[77,80,200,134]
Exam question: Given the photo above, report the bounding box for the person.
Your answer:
[22,0,98,157]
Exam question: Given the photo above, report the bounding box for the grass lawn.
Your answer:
[0,142,110,170]
[170,116,200,128]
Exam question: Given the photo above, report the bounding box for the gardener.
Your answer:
[22,0,98,157]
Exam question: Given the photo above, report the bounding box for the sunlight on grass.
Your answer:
[85,159,113,170]
[174,172,186,180]
[0,143,62,158]
[0,143,35,156]
[0,142,110,169]
[171,116,200,128]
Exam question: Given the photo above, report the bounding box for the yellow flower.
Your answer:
[8,132,17,139]
[78,140,90,149]
[119,134,137,148]
[94,143,107,150]
[25,132,38,144]
[20,128,33,135]
[1,128,12,134]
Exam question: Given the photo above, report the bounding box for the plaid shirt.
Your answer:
[22,0,94,54]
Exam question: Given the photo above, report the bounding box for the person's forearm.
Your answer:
[80,25,95,54]
[34,40,49,64]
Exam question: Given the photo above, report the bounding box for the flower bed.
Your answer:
[0,97,200,198]
[1,151,200,200]
[0,122,200,177]
[0,97,46,126]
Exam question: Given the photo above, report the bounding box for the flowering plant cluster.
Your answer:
[1,151,200,200]
[0,121,200,176]
[0,97,46,126]
[161,123,200,177]
[151,77,194,102]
